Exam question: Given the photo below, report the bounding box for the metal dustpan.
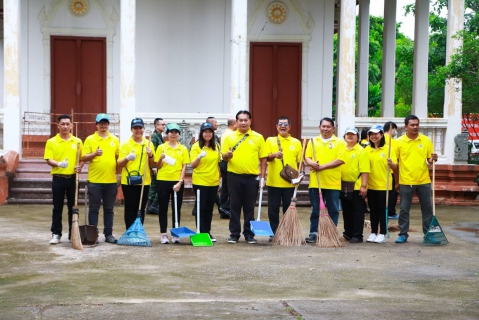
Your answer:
[170,191,196,238]
[79,185,99,246]
[250,179,274,237]
[190,190,213,247]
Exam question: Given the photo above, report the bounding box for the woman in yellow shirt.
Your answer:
[190,122,221,242]
[365,125,397,244]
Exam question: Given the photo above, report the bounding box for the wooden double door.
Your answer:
[51,36,106,140]
[249,43,302,139]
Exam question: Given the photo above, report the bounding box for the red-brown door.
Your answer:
[249,43,302,139]
[51,36,106,140]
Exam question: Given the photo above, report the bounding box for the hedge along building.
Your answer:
[0,0,466,164]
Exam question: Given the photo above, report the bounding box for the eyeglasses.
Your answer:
[277,123,290,127]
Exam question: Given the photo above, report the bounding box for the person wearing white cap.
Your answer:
[340,127,370,243]
[364,125,398,244]
[81,113,120,243]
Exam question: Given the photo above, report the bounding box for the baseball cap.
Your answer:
[131,118,144,128]
[166,123,181,134]
[200,122,214,132]
[368,124,384,134]
[95,113,110,123]
[344,126,358,134]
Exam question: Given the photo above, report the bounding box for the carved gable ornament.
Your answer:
[70,0,89,16]
[267,2,288,24]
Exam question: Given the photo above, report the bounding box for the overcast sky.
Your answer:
[367,0,417,39]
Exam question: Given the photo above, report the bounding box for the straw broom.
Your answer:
[310,138,343,248]
[71,142,84,251]
[272,138,307,246]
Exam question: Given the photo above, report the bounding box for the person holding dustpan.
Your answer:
[154,123,191,244]
[117,118,156,231]
[190,122,221,242]
[44,114,84,244]
[81,113,120,244]
[221,110,268,244]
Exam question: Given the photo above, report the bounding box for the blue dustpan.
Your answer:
[170,191,196,238]
[250,179,274,237]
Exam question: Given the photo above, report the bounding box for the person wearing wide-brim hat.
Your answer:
[364,124,397,244]
[154,123,191,244]
[190,122,221,242]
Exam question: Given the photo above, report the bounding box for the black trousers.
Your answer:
[193,185,218,234]
[157,180,184,233]
[228,173,258,238]
[367,189,387,235]
[51,175,76,237]
[267,186,295,234]
[341,190,366,240]
[121,184,149,230]
[219,161,230,210]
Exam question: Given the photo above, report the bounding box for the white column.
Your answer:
[443,0,464,164]
[231,0,248,113]
[380,0,396,117]
[3,0,21,153]
[336,0,356,135]
[120,0,136,144]
[412,0,429,118]
[356,0,370,117]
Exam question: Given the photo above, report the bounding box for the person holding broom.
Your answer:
[364,125,398,244]
[81,113,120,244]
[304,117,346,243]
[190,122,221,242]
[221,110,267,244]
[384,121,399,220]
[146,117,166,215]
[340,127,370,243]
[44,114,84,244]
[265,116,303,241]
[395,115,437,244]
[154,123,190,244]
[117,118,155,232]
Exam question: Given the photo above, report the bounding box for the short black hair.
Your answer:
[206,116,216,121]
[277,116,290,124]
[405,115,420,125]
[384,121,397,132]
[154,118,163,125]
[236,110,251,120]
[360,128,368,140]
[58,114,71,122]
[320,117,334,127]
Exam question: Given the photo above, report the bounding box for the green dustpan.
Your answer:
[190,189,213,247]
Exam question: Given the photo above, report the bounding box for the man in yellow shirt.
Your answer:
[81,114,120,244]
[222,110,267,244]
[44,115,84,244]
[384,121,399,219]
[304,117,346,243]
[265,116,302,240]
[395,115,438,243]
[218,117,237,218]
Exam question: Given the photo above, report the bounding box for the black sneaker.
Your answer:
[349,237,363,243]
[269,236,274,242]
[105,235,117,243]
[245,236,257,244]
[305,234,317,243]
[209,234,217,242]
[227,236,239,244]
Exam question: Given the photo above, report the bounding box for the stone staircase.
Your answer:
[8,159,313,206]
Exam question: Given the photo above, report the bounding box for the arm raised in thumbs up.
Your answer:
[222,146,233,161]
[125,150,136,161]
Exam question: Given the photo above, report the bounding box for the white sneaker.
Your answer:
[374,234,386,243]
[49,234,61,244]
[160,234,169,244]
[366,233,377,242]
[172,236,180,244]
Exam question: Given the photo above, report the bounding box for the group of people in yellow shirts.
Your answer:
[45,112,437,246]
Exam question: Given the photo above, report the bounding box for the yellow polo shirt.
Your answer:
[190,142,221,186]
[221,128,235,145]
[265,135,302,188]
[83,132,120,183]
[44,134,83,175]
[306,135,346,190]
[340,144,370,190]
[366,145,397,190]
[155,142,190,181]
[396,133,433,185]
[221,128,267,175]
[119,137,155,185]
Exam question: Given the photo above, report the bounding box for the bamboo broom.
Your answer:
[71,142,84,251]
[310,138,343,248]
[272,138,307,246]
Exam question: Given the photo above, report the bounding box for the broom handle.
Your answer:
[293,138,307,199]
[74,142,81,207]
[385,135,392,238]
[197,189,200,233]
[257,178,264,221]
[310,138,325,209]
[84,184,88,225]
[137,133,152,212]
[432,134,436,216]
[174,191,179,228]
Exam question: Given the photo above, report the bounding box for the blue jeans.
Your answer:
[308,188,340,233]
[87,182,117,236]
